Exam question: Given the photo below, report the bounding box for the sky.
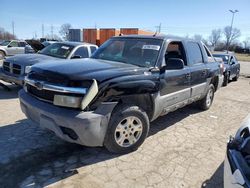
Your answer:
[1,0,250,42]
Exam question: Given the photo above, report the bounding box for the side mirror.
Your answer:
[71,55,81,59]
[231,61,235,65]
[7,45,12,48]
[165,58,184,70]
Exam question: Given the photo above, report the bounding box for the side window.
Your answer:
[186,42,203,65]
[19,42,27,47]
[9,41,18,47]
[203,45,215,63]
[165,41,187,65]
[73,47,89,58]
[90,46,97,54]
[204,45,212,57]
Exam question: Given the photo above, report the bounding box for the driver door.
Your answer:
[160,41,191,107]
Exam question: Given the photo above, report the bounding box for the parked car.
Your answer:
[0,41,98,85]
[224,114,250,188]
[0,40,28,59]
[19,35,223,153]
[213,53,240,86]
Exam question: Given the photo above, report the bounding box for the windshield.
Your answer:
[92,38,163,68]
[0,40,10,46]
[39,43,74,59]
[213,54,229,63]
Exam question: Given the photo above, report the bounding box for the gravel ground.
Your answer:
[0,62,249,188]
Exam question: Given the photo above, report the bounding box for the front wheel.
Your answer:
[197,84,215,110]
[104,105,149,154]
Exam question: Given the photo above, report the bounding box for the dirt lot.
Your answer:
[0,64,250,188]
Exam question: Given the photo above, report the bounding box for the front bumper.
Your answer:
[0,68,24,85]
[19,89,117,147]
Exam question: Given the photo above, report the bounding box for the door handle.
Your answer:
[202,70,206,75]
[185,73,191,79]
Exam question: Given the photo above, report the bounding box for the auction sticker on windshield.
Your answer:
[142,45,160,51]
[61,46,70,50]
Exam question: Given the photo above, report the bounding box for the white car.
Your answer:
[224,114,250,188]
[0,40,28,59]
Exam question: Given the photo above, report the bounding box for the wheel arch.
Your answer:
[114,94,154,121]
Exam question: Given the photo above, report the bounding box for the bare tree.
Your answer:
[209,29,221,47]
[242,37,250,49]
[59,23,72,41]
[224,26,241,50]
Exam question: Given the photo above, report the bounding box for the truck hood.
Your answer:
[25,40,45,52]
[5,54,59,66]
[31,58,149,82]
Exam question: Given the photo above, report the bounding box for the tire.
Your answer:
[104,104,149,154]
[197,84,215,110]
[0,51,5,60]
[222,72,229,87]
[232,70,240,81]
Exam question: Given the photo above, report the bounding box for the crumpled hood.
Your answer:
[31,58,148,82]
[5,54,59,66]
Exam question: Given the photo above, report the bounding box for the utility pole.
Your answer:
[227,9,239,52]
[51,24,54,39]
[155,23,162,34]
[42,24,44,38]
[12,21,15,37]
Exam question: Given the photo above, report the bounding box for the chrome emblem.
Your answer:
[34,81,44,90]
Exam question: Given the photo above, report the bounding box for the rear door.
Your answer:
[17,42,26,54]
[185,41,207,97]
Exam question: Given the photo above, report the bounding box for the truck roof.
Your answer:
[57,41,97,47]
[113,34,200,43]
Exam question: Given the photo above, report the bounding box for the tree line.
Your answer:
[0,27,16,40]
[192,26,249,53]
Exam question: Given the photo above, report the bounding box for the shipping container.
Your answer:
[138,30,154,35]
[120,28,139,35]
[99,28,118,45]
[83,29,97,44]
[68,29,82,42]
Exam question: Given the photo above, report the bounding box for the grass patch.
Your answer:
[235,53,250,62]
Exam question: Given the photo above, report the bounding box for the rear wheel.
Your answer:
[197,84,215,110]
[0,51,5,60]
[104,104,149,154]
[232,69,240,81]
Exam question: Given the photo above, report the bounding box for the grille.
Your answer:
[13,64,21,75]
[2,61,22,75]
[27,84,55,102]
[27,84,84,103]
[3,62,10,72]
[28,72,68,85]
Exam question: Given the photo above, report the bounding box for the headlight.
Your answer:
[53,95,83,108]
[25,66,32,74]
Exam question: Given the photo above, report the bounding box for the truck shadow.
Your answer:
[0,82,21,99]
[0,105,202,187]
[201,162,224,188]
[149,104,201,137]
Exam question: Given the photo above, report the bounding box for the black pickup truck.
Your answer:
[19,35,223,153]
